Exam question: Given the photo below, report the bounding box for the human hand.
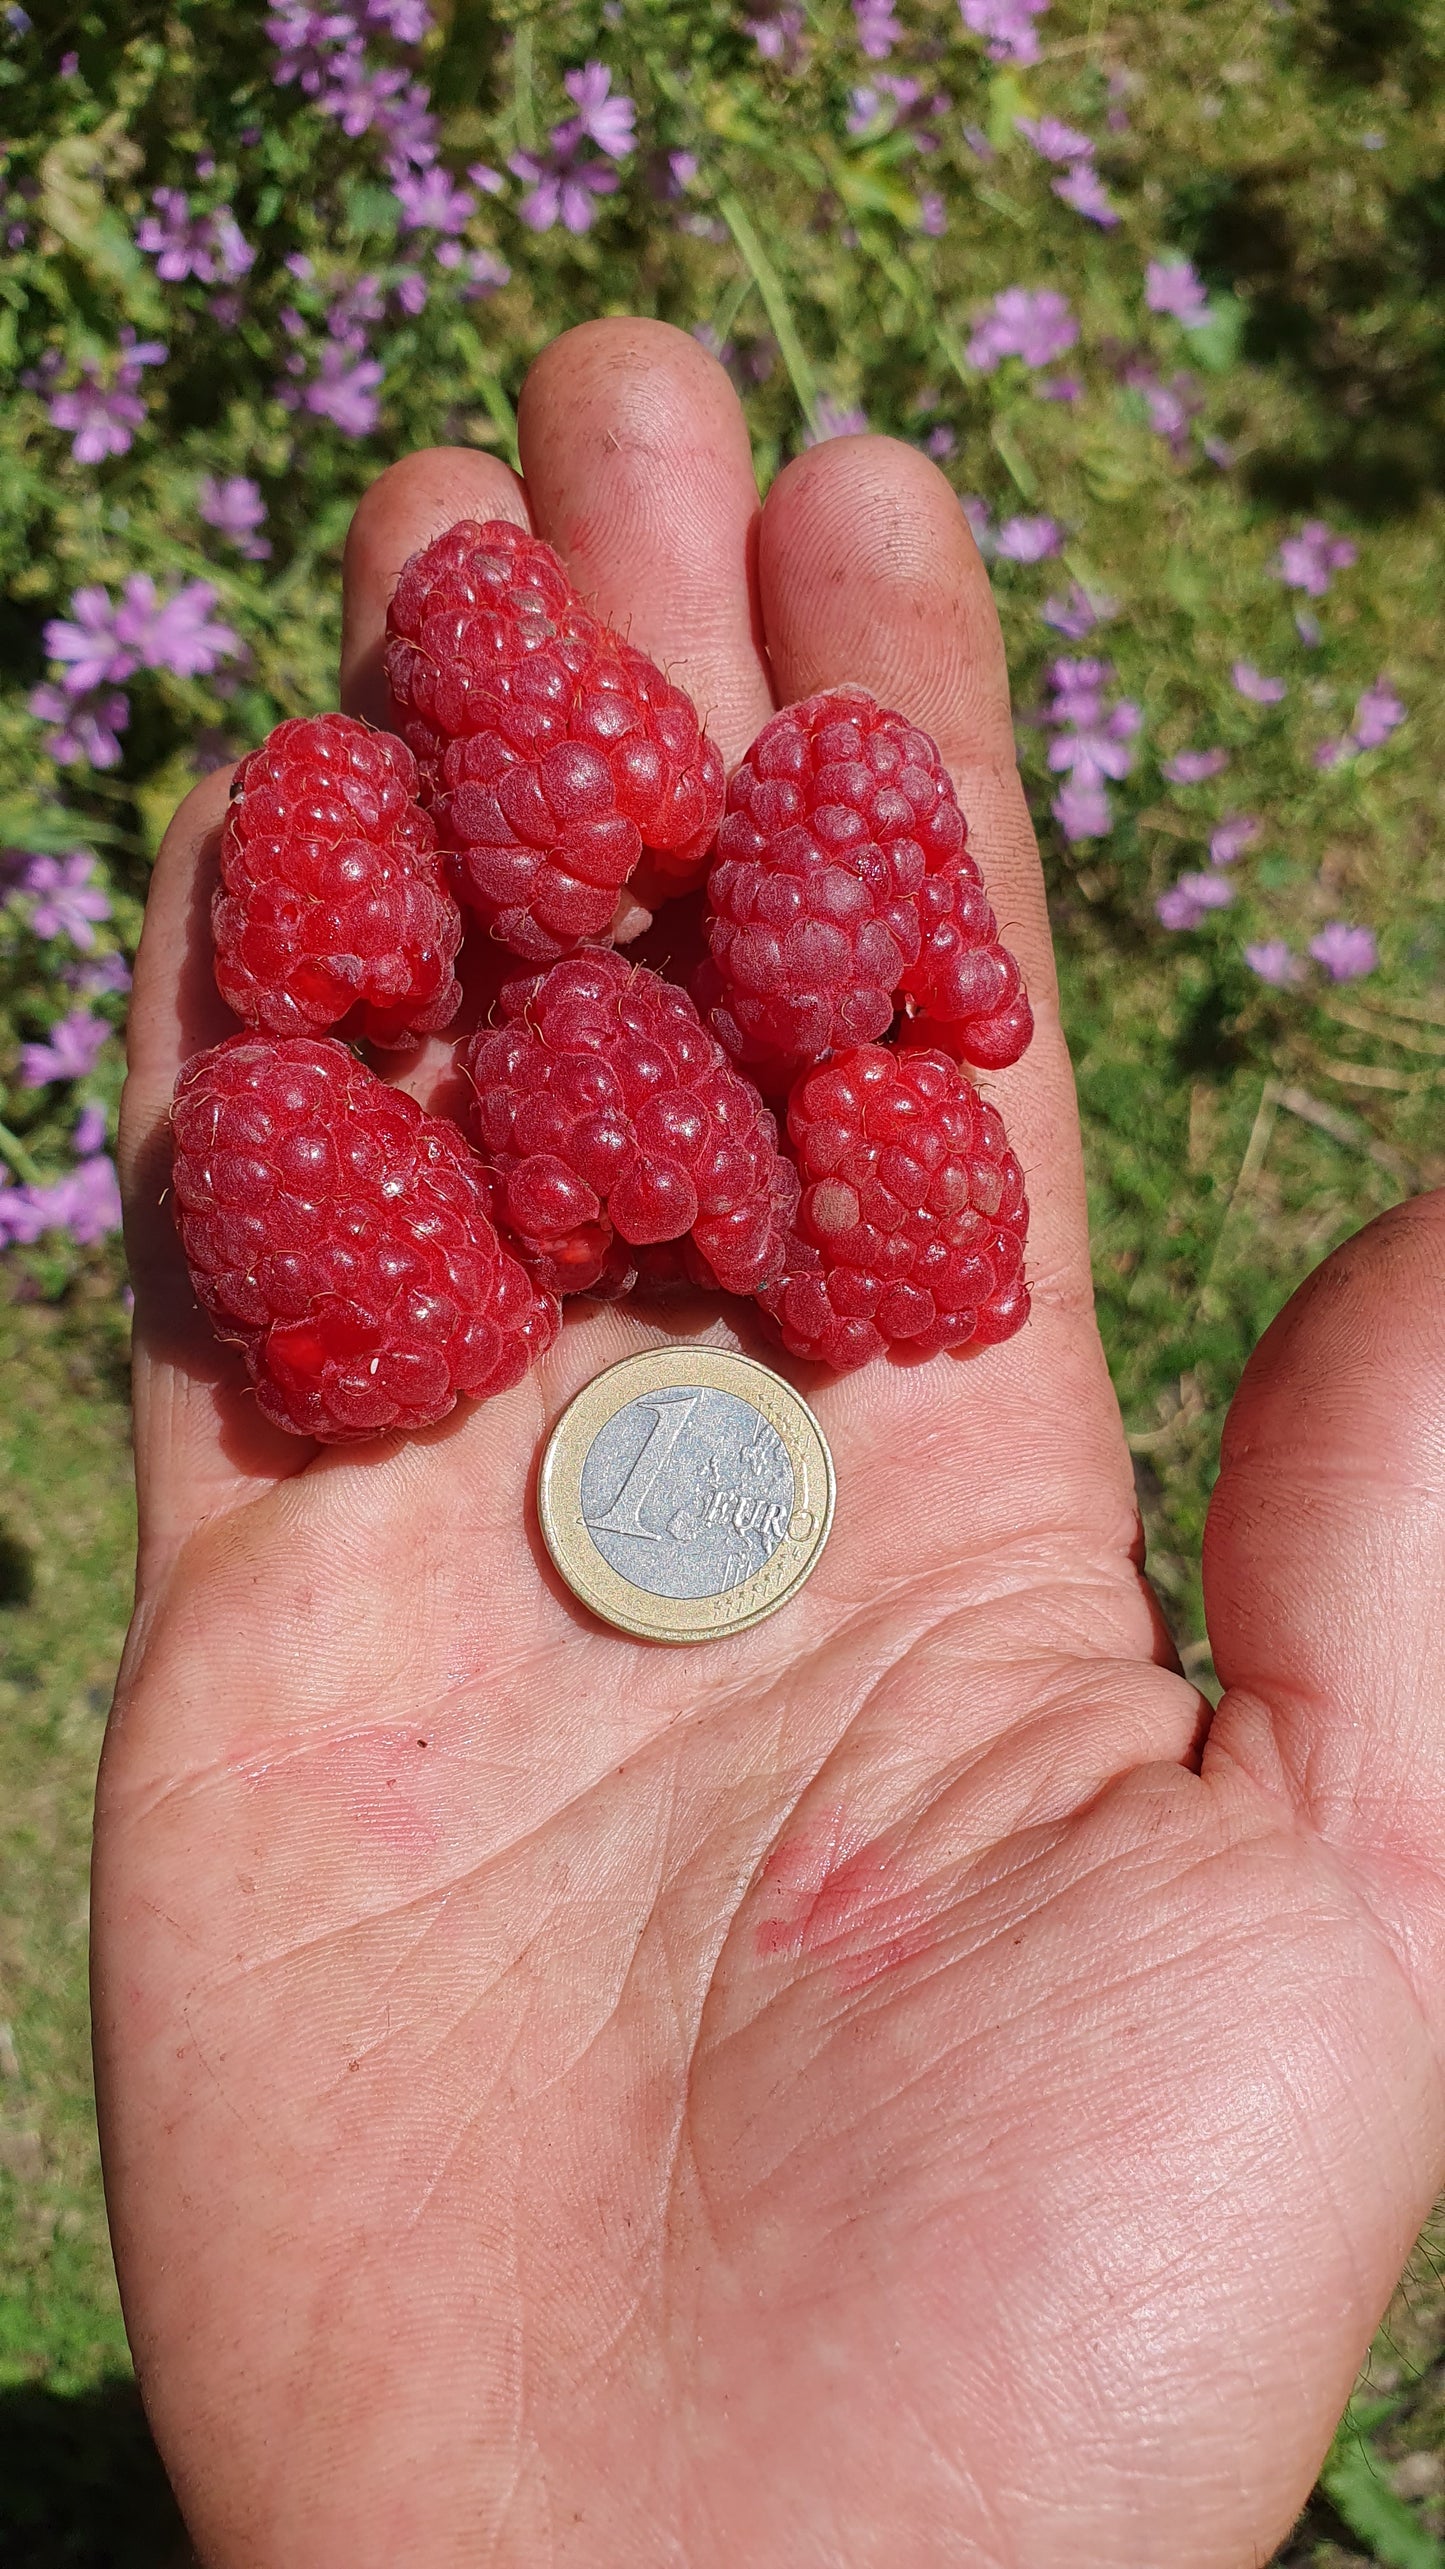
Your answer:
[95,319,1445,2568]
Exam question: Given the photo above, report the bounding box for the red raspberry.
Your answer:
[171,1032,558,1442]
[758,1044,1029,1370]
[897,850,1034,1069]
[212,715,462,1049]
[698,687,965,1088]
[466,950,797,1299]
[384,520,725,962]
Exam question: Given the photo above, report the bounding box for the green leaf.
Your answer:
[449,321,520,469]
[1188,292,1247,374]
[990,416,1039,502]
[716,192,817,429]
[1321,2439,1444,2569]
[341,182,401,240]
[0,803,125,855]
[833,162,919,226]
[38,136,166,327]
[986,71,1030,151]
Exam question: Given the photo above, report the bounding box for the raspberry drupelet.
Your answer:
[466,949,797,1300]
[384,519,725,962]
[897,849,1034,1069]
[759,1043,1029,1370]
[171,1033,558,1442]
[212,715,462,1048]
[699,686,1032,1087]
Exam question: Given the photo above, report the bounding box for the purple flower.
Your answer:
[1054,166,1119,226]
[1145,257,1209,324]
[510,143,620,234]
[1208,815,1260,868]
[918,191,947,236]
[1045,655,1113,726]
[44,585,138,692]
[11,1151,124,1246]
[19,852,111,947]
[1245,940,1304,988]
[19,1009,109,1086]
[968,286,1079,372]
[746,5,806,63]
[73,1102,108,1157]
[924,424,957,459]
[28,685,130,769]
[1352,680,1405,749]
[1275,520,1357,598]
[1049,701,1141,788]
[136,188,255,284]
[1310,922,1378,982]
[1232,660,1287,705]
[1042,583,1115,639]
[1295,609,1324,648]
[70,951,132,997]
[393,165,475,232]
[962,123,995,161]
[1128,365,1202,449]
[377,79,439,178]
[1156,872,1235,930]
[1016,115,1094,163]
[319,52,409,137]
[1313,735,1353,771]
[47,376,146,464]
[853,0,901,55]
[267,6,361,94]
[960,0,1050,68]
[561,57,635,156]
[995,514,1063,563]
[44,331,167,466]
[1052,778,1112,841]
[1162,747,1229,784]
[288,341,385,435]
[1035,372,1083,403]
[804,396,870,445]
[43,571,235,686]
[199,474,271,561]
[365,0,433,36]
[111,576,240,679]
[459,248,509,299]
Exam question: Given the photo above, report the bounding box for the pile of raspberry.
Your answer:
[170,518,1033,1444]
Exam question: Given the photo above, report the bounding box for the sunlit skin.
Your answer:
[95,319,1445,2568]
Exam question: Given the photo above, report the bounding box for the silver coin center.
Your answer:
[579,1386,796,1601]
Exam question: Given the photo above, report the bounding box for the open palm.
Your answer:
[96,322,1445,2568]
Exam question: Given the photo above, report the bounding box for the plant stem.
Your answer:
[717,192,818,432]
[0,1122,45,1188]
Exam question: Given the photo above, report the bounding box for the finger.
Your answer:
[1204,1191,1445,2016]
[758,436,1124,1501]
[516,317,774,775]
[340,445,530,729]
[118,771,312,1592]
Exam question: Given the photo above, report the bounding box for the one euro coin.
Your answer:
[537,1346,835,1644]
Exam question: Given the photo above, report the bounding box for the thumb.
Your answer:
[1203,1190,1445,2019]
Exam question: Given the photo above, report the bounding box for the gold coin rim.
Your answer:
[537,1347,835,1645]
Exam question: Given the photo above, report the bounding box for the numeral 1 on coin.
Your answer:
[584,1395,702,1542]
